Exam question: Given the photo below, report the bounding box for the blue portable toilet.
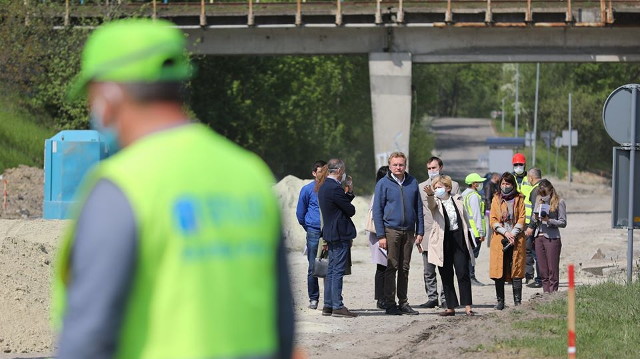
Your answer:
[43,130,112,219]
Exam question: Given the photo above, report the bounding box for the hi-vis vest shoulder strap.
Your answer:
[54,124,280,359]
[463,190,485,238]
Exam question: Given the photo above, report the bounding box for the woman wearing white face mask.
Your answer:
[423,175,476,316]
[489,172,527,310]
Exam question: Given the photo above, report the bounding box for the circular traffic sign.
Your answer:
[603,84,640,145]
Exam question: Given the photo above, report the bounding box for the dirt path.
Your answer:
[291,117,627,358]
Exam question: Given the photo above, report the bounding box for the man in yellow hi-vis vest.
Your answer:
[462,173,487,287]
[53,19,294,359]
[524,168,543,288]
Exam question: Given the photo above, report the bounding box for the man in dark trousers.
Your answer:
[317,159,358,318]
[373,152,424,315]
[296,160,327,310]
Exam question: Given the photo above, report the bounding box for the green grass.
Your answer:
[501,281,640,359]
[0,97,55,173]
[491,118,577,180]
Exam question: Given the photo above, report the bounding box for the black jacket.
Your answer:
[317,178,357,242]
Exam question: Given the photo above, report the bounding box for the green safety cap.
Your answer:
[465,173,487,185]
[68,18,193,99]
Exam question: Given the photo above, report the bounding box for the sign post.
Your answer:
[603,84,640,284]
[568,93,572,183]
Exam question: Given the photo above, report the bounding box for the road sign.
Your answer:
[612,147,640,229]
[554,137,563,148]
[525,132,535,147]
[540,131,554,147]
[560,130,578,147]
[603,84,640,284]
[603,84,640,145]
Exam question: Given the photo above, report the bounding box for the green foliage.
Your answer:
[502,281,640,359]
[0,96,55,173]
[414,64,502,118]
[0,1,92,130]
[189,55,381,192]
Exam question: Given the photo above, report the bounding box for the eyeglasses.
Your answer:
[513,163,525,166]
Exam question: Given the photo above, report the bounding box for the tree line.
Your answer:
[1,1,635,190]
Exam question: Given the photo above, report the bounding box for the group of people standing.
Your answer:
[296,152,566,318]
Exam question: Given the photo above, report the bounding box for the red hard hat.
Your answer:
[512,153,526,164]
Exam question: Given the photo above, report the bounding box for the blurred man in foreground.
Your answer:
[53,19,293,359]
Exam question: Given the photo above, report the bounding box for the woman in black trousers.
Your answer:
[424,175,476,316]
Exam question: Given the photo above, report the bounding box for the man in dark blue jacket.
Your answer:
[373,152,424,315]
[317,158,358,318]
[296,160,326,310]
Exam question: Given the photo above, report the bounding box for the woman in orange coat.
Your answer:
[489,172,526,310]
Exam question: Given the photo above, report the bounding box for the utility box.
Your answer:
[43,130,110,219]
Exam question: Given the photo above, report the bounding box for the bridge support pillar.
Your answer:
[369,52,412,170]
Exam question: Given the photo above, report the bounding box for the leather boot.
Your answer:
[494,279,505,310]
[512,278,523,306]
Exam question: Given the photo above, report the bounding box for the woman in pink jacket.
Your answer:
[424,175,476,316]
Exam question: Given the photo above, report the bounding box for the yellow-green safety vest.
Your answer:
[463,190,485,238]
[53,124,280,359]
[522,181,540,225]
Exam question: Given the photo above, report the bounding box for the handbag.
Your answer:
[312,248,329,278]
[365,207,376,233]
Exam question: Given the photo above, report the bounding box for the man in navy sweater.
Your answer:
[317,159,358,318]
[296,160,327,310]
[373,152,424,315]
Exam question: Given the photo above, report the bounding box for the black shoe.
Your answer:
[308,300,319,310]
[385,306,403,315]
[527,282,542,288]
[322,307,333,316]
[376,299,386,310]
[494,300,505,310]
[399,304,419,315]
[419,299,438,308]
[332,307,358,318]
[470,277,486,286]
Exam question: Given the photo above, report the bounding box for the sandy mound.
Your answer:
[274,175,371,250]
[0,166,44,219]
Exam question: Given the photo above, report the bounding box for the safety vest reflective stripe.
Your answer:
[463,191,485,238]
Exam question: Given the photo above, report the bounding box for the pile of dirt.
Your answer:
[0,166,43,219]
[274,175,370,250]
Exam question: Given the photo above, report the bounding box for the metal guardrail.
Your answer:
[34,0,638,27]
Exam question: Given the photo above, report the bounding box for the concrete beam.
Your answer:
[369,52,412,170]
[184,26,640,62]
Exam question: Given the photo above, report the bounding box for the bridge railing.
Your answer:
[28,0,638,27]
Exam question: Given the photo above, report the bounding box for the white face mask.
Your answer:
[514,166,525,175]
[341,172,347,182]
[434,187,447,199]
[428,171,440,180]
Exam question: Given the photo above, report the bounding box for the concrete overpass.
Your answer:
[54,0,640,168]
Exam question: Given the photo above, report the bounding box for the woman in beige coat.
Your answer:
[424,175,476,316]
[489,172,526,310]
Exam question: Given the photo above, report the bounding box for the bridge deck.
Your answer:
[51,1,640,27]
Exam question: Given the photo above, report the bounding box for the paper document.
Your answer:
[537,203,550,224]
[378,247,388,257]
